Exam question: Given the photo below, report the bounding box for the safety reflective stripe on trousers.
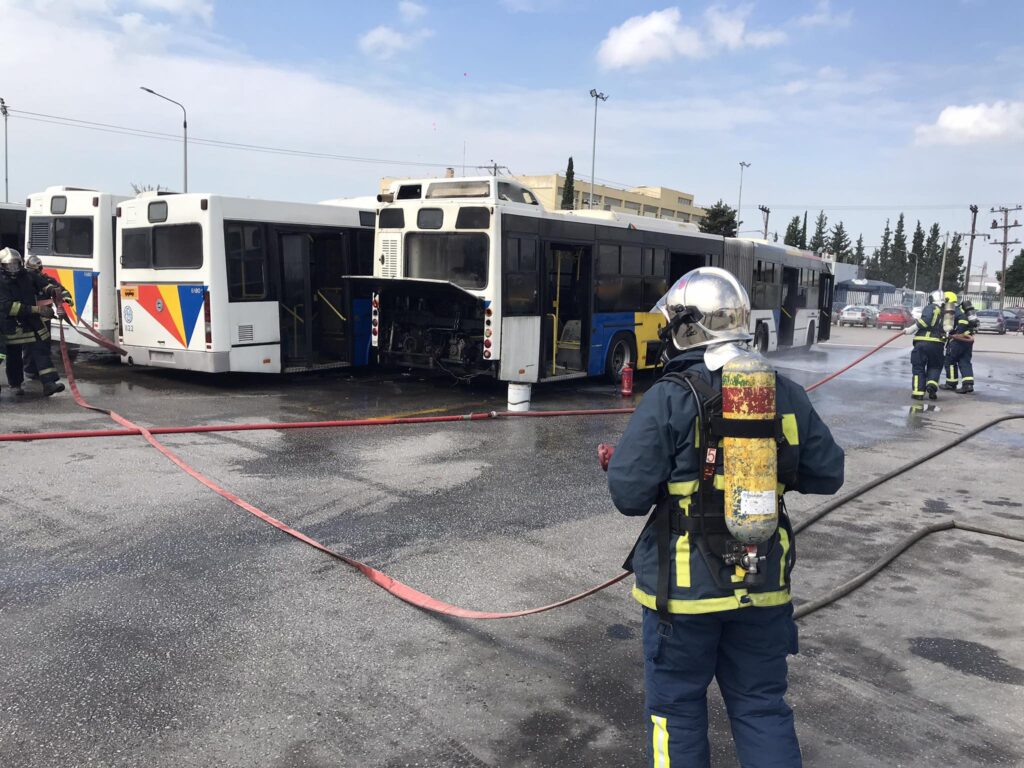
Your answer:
[651,715,670,767]
[779,525,790,587]
[912,375,924,396]
[632,584,791,613]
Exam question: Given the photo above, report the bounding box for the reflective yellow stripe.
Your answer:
[779,526,790,587]
[913,336,944,342]
[632,585,791,613]
[666,480,699,495]
[9,302,21,315]
[651,715,670,767]
[781,413,798,445]
[712,474,725,490]
[675,532,691,588]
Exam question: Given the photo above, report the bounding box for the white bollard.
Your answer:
[507,382,532,412]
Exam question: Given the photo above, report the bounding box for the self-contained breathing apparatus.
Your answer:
[941,291,958,335]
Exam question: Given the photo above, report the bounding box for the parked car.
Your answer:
[1000,309,1023,333]
[838,305,879,327]
[878,305,914,329]
[832,305,846,325]
[976,309,1006,334]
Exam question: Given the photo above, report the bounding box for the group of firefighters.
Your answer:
[0,247,69,399]
[906,289,978,400]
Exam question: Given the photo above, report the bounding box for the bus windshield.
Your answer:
[405,232,488,289]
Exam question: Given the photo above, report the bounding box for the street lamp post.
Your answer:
[140,87,187,192]
[588,89,608,210]
[737,161,751,229]
[1,97,8,204]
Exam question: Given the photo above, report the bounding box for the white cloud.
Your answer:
[598,6,785,70]
[8,0,212,23]
[915,101,1024,145]
[398,0,426,23]
[358,25,433,60]
[796,0,852,28]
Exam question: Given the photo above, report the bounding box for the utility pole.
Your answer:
[1,97,8,203]
[758,205,770,240]
[990,205,1022,310]
[962,205,982,295]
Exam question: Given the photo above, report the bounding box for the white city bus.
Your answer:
[24,187,129,347]
[360,176,833,386]
[116,193,376,373]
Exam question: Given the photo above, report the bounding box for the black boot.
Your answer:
[42,382,65,397]
[911,394,924,401]
[943,382,958,391]
[959,383,974,394]
[927,384,938,401]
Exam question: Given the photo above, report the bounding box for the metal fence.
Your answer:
[835,289,1024,310]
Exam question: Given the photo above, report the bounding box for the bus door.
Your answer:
[818,272,834,341]
[279,232,314,367]
[541,242,591,379]
[311,232,352,365]
[779,266,799,347]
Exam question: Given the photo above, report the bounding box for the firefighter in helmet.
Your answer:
[943,292,977,394]
[607,267,844,767]
[23,253,72,381]
[0,248,66,397]
[905,290,946,400]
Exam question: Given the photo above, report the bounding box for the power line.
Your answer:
[7,107,466,170]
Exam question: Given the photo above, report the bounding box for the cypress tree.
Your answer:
[698,200,738,237]
[829,221,853,263]
[853,234,865,269]
[808,211,829,253]
[783,215,801,246]
[921,223,941,291]
[891,214,908,288]
[800,211,808,249]
[560,157,576,210]
[942,234,964,293]
[874,219,892,283]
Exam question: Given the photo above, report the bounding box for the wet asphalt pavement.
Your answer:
[1,325,1023,767]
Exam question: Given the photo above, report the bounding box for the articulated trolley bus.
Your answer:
[1,202,25,252]
[24,187,129,347]
[362,176,833,386]
[117,193,376,373]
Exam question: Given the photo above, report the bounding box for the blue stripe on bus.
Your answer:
[588,311,636,376]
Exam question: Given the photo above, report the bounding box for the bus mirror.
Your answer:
[377,192,394,203]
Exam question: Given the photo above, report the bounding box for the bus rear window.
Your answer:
[405,233,488,289]
[379,208,405,229]
[53,218,94,257]
[455,207,490,229]
[153,224,202,269]
[121,229,151,268]
[425,181,490,199]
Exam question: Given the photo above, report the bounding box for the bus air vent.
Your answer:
[28,220,52,255]
[238,324,254,343]
[381,236,399,279]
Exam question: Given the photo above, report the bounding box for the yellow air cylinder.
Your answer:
[721,353,779,545]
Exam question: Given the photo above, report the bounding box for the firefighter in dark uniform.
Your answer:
[943,294,977,394]
[0,248,66,397]
[906,290,946,400]
[607,267,845,767]
[23,253,72,380]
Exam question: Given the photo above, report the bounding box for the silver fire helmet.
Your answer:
[0,247,24,276]
[929,289,944,304]
[653,266,753,352]
[25,254,44,271]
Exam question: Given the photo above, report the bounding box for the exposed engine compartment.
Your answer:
[376,283,491,375]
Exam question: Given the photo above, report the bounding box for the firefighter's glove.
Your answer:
[38,305,55,320]
[902,325,917,336]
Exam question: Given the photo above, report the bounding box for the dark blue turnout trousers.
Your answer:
[910,341,944,396]
[643,604,801,768]
[944,339,974,387]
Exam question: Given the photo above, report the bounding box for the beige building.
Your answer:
[513,173,705,223]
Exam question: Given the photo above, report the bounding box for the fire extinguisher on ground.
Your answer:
[620,363,634,397]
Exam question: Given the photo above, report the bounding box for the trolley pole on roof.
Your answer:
[1,97,8,203]
[140,87,188,193]
[588,89,608,210]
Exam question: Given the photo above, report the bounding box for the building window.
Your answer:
[624,200,641,213]
[677,196,691,206]
[643,205,658,217]
[603,197,622,210]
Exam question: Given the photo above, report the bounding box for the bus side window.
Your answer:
[227,222,267,301]
[504,237,538,316]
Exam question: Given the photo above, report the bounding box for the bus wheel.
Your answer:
[606,332,636,381]
[754,325,769,355]
[806,323,815,347]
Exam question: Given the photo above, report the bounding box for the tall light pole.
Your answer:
[737,161,751,228]
[588,89,608,209]
[140,87,187,192]
[1,97,8,204]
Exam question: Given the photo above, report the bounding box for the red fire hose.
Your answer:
[13,321,902,619]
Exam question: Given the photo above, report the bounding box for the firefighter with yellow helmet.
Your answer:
[942,291,977,393]
[607,267,845,767]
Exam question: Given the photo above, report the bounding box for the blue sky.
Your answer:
[2,0,1022,272]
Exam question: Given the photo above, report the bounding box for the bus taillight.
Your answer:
[116,289,123,342]
[92,274,99,326]
[371,292,380,347]
[204,290,212,348]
